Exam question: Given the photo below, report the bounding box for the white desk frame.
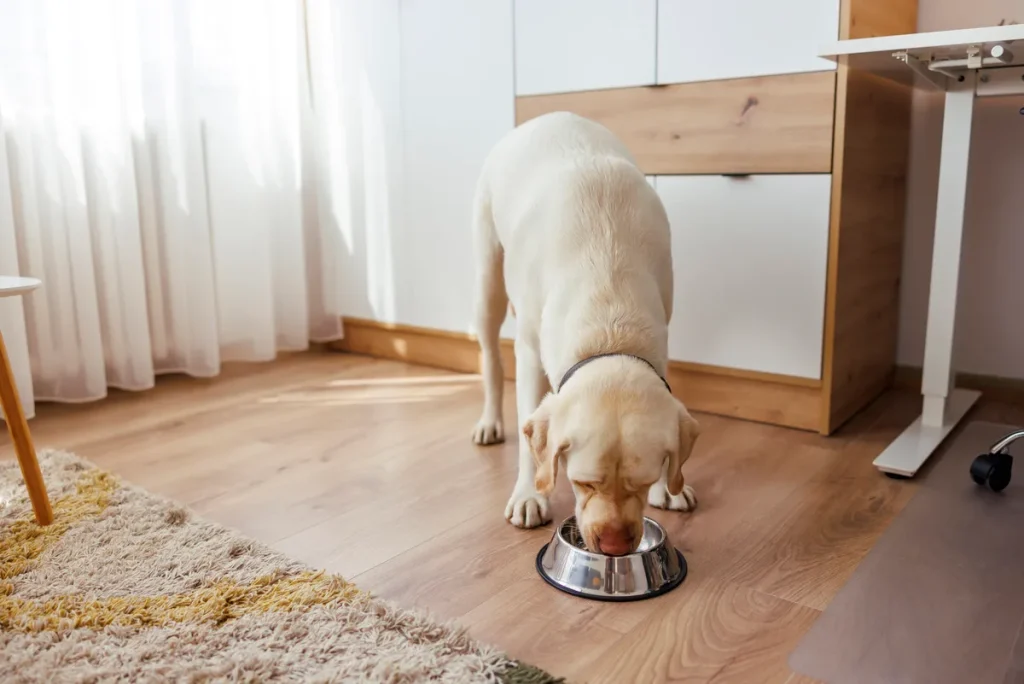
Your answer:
[821,25,1024,477]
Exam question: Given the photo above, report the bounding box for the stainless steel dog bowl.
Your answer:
[536,516,687,601]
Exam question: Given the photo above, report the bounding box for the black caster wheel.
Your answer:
[970,453,1013,492]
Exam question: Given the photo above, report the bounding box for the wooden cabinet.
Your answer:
[656,0,841,84]
[358,0,917,435]
[510,0,917,434]
[513,0,657,96]
[656,175,831,379]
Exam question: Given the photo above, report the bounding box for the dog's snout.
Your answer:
[596,524,635,556]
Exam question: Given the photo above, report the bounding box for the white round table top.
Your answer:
[0,276,42,298]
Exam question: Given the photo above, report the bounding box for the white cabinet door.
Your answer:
[656,174,832,379]
[514,0,657,96]
[656,0,840,84]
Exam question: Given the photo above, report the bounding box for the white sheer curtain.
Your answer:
[0,0,382,418]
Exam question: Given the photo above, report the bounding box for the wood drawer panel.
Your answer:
[515,71,836,175]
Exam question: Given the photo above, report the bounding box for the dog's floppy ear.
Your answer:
[523,400,566,496]
[666,401,701,496]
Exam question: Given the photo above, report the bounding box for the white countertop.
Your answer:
[819,24,1024,88]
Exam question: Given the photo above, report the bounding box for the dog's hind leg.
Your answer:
[470,184,508,446]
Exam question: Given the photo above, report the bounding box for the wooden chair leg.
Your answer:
[0,329,53,526]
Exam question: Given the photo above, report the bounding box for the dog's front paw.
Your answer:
[471,416,504,445]
[504,487,551,528]
[647,482,698,512]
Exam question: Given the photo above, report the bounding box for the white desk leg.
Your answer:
[873,73,981,478]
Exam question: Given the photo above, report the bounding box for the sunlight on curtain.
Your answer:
[0,0,369,417]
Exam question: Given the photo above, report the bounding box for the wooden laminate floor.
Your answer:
[3,350,1022,683]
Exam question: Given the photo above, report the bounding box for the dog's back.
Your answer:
[475,111,673,332]
[478,111,642,237]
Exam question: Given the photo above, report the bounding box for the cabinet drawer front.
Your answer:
[516,72,835,175]
[656,0,841,84]
[657,174,832,380]
[514,0,657,96]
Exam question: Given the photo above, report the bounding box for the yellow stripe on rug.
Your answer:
[0,470,115,582]
[0,570,361,633]
[1,469,362,633]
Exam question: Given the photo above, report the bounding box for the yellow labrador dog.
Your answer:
[470,111,701,556]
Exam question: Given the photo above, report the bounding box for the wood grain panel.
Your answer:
[515,72,836,175]
[674,360,820,389]
[818,0,918,435]
[577,581,822,684]
[843,0,918,40]
[667,364,821,432]
[332,318,518,381]
[332,317,821,431]
[720,448,917,611]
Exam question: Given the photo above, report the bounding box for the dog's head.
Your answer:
[523,362,700,556]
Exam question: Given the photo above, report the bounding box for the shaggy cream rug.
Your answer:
[0,449,561,683]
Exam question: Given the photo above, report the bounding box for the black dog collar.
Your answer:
[557,353,672,394]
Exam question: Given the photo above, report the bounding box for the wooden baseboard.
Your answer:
[331,318,518,381]
[331,317,821,431]
[666,363,821,431]
[894,366,1024,402]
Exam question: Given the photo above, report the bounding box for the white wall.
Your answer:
[324,0,405,325]
[333,0,517,338]
[898,2,1024,377]
[396,0,516,337]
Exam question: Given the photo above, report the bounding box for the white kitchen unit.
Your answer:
[507,0,918,434]
[337,0,918,435]
[657,174,832,379]
[656,0,840,84]
[514,0,657,96]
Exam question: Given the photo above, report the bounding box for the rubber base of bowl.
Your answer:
[534,545,688,602]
